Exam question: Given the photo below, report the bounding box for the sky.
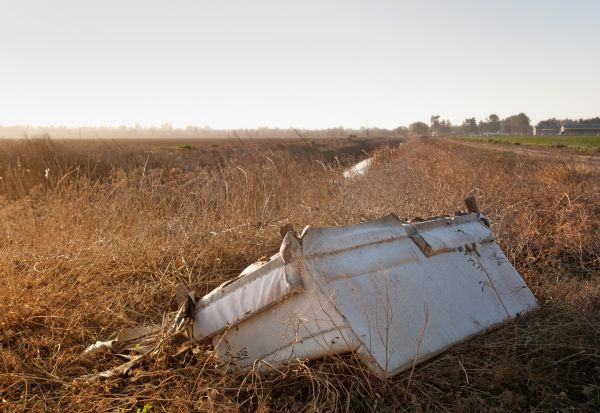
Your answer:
[0,0,598,129]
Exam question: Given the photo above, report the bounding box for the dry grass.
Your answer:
[1,136,599,412]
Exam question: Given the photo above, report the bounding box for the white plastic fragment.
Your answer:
[343,157,373,179]
[83,340,115,355]
[78,301,193,381]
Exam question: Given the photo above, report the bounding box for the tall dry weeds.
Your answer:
[0,136,599,412]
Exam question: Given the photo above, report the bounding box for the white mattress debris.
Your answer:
[83,199,537,379]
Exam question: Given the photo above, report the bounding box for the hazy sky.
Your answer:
[0,0,598,129]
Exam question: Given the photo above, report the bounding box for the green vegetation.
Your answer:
[176,143,195,150]
[456,135,600,152]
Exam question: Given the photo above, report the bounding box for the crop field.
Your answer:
[1,136,599,412]
[455,135,600,153]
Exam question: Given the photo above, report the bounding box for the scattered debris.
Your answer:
[82,198,537,379]
[78,293,194,380]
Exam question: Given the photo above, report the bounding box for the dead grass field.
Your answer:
[1,136,599,412]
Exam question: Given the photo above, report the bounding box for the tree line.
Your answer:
[396,114,600,137]
[1,114,598,140]
[536,117,600,130]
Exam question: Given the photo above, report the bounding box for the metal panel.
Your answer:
[192,253,302,342]
[194,213,537,377]
[211,270,358,368]
[84,211,537,380]
[301,214,536,377]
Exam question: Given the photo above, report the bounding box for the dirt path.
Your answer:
[446,138,600,166]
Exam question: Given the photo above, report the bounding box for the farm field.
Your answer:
[455,135,600,153]
[1,136,599,412]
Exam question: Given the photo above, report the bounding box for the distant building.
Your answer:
[560,124,600,136]
[533,126,560,136]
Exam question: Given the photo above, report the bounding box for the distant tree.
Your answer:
[535,117,600,129]
[450,123,463,135]
[461,118,478,135]
[394,126,409,137]
[579,117,600,125]
[477,120,487,134]
[501,113,531,135]
[488,114,500,133]
[439,119,452,136]
[409,122,429,136]
[536,118,561,129]
[327,127,346,137]
[430,115,441,136]
[428,115,453,136]
[478,114,501,135]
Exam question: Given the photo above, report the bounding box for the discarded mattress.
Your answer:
[190,211,537,378]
